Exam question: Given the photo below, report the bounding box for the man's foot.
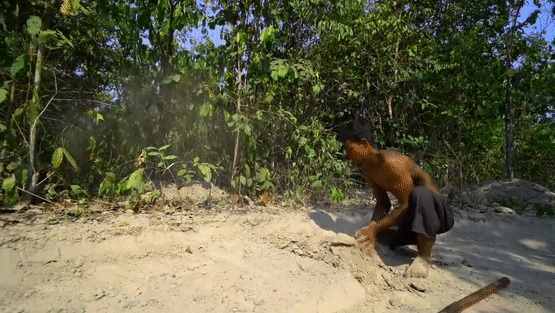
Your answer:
[403,255,430,278]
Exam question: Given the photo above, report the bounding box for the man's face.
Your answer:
[343,139,372,166]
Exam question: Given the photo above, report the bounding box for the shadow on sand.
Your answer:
[308,207,417,268]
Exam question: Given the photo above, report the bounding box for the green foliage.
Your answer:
[495,196,527,214]
[145,145,176,171]
[176,165,196,184]
[2,175,19,206]
[124,169,145,195]
[96,144,220,212]
[97,168,148,210]
[515,122,555,189]
[239,162,273,193]
[10,56,25,76]
[260,26,276,43]
[0,140,27,206]
[0,89,7,104]
[70,184,87,199]
[51,148,64,169]
[330,186,345,203]
[98,172,117,197]
[39,29,74,48]
[534,204,554,218]
[284,118,353,199]
[51,147,77,170]
[193,157,218,184]
[26,16,42,36]
[60,0,82,16]
[1,0,554,207]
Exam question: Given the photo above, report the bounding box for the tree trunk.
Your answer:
[25,41,45,196]
[504,1,523,181]
[230,45,243,193]
[504,66,514,180]
[24,2,57,199]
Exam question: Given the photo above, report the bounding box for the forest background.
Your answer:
[1,0,554,213]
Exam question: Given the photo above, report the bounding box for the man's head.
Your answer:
[337,118,377,165]
[337,118,375,144]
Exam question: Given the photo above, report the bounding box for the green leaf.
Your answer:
[239,175,247,185]
[13,107,23,118]
[256,170,267,183]
[19,169,28,187]
[260,25,276,43]
[70,184,85,195]
[105,172,116,182]
[163,155,177,160]
[235,31,246,46]
[0,88,7,104]
[198,164,212,182]
[26,16,42,36]
[99,180,111,196]
[330,187,344,203]
[52,147,64,169]
[99,172,116,196]
[243,164,251,177]
[159,144,170,151]
[2,175,16,192]
[277,64,288,78]
[177,168,190,177]
[264,93,274,103]
[311,180,323,188]
[88,136,96,151]
[126,169,144,190]
[10,55,25,77]
[54,29,74,48]
[0,122,7,133]
[61,148,78,170]
[2,175,19,205]
[162,74,181,84]
[95,112,104,124]
[285,146,292,159]
[243,124,251,136]
[312,84,322,96]
[199,103,212,117]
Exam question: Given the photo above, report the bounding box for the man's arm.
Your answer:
[370,183,391,221]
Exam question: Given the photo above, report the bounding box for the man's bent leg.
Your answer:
[401,186,443,278]
[403,233,434,278]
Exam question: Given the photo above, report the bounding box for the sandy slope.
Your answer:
[0,181,554,313]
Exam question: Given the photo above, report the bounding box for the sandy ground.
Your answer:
[0,180,554,313]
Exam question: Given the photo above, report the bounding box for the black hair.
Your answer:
[337,117,377,148]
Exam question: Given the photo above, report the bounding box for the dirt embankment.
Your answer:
[1,179,554,313]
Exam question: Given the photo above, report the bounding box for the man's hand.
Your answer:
[354,221,378,247]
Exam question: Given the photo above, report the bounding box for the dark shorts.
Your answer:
[389,186,454,247]
[407,186,454,239]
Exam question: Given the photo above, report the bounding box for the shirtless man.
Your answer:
[338,118,454,278]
